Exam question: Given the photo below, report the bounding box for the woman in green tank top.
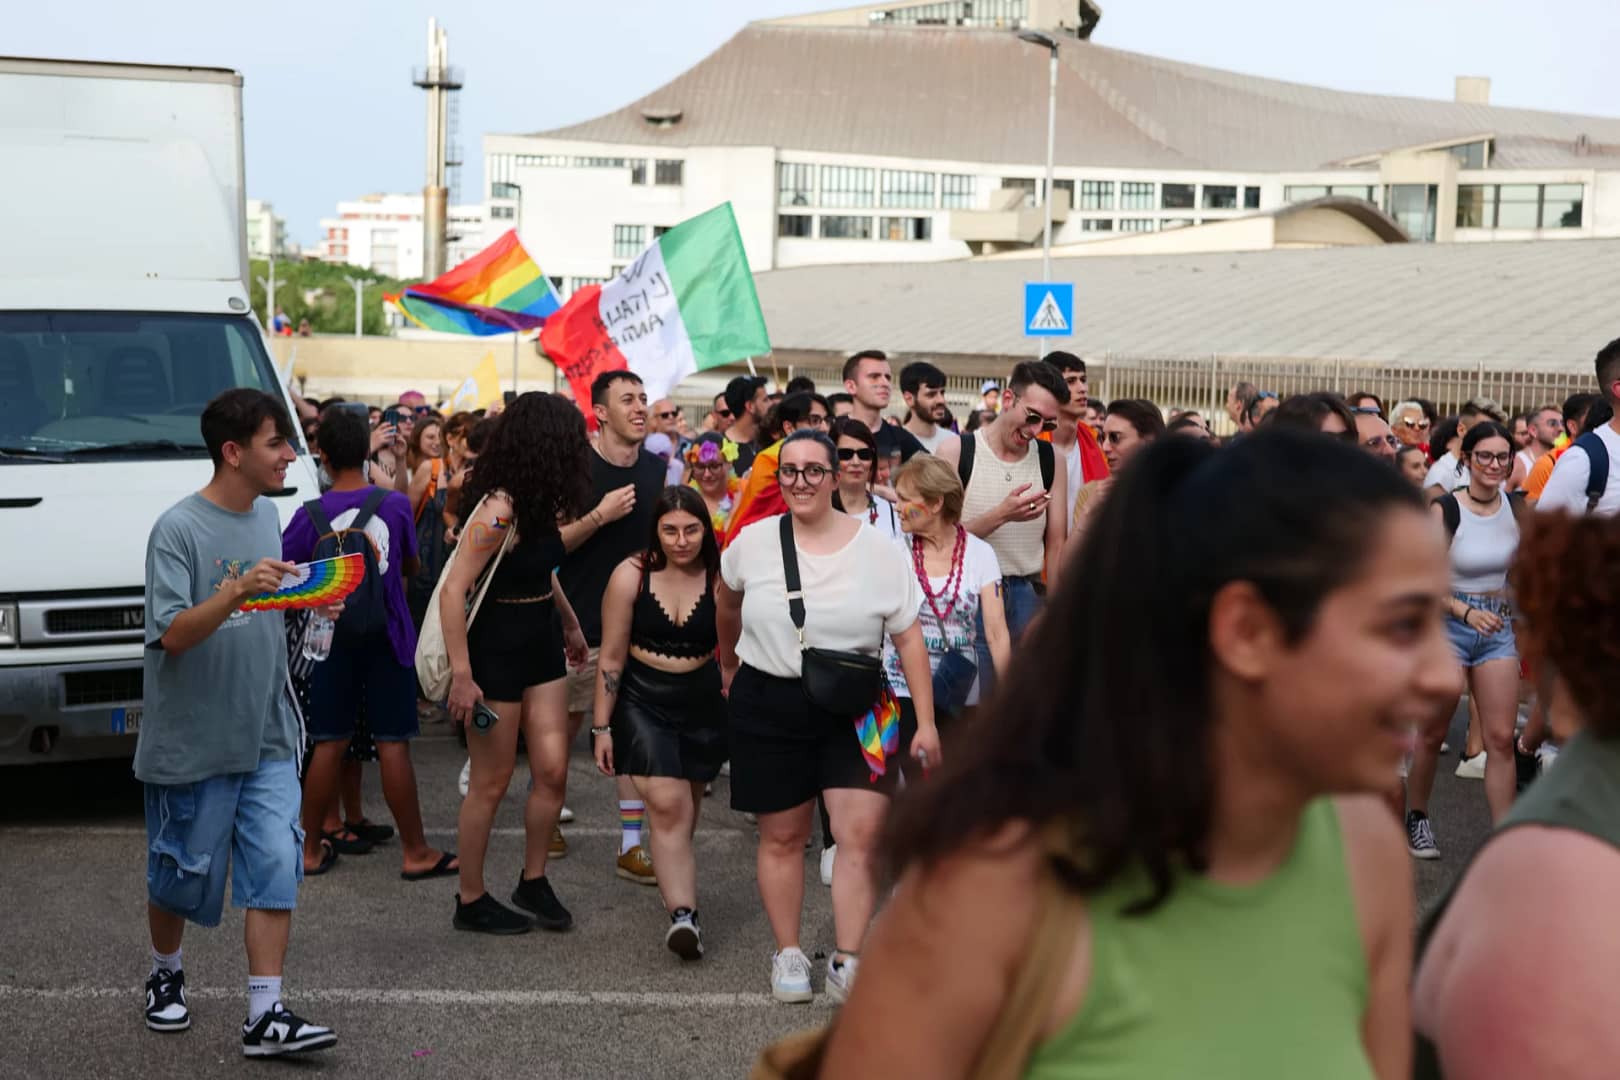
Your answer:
[1413,510,1620,1078]
[816,431,1463,1080]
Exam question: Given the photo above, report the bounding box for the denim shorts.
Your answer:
[1445,592,1517,668]
[308,632,418,742]
[144,757,303,928]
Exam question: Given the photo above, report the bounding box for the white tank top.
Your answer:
[960,431,1047,577]
[1450,495,1519,594]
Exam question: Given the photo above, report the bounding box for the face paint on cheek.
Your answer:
[903,505,926,522]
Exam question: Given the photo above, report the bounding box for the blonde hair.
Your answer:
[894,453,965,522]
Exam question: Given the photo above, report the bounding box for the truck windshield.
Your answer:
[0,312,300,460]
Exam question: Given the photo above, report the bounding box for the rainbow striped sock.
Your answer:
[619,801,645,854]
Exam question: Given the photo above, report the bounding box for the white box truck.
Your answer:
[0,57,320,765]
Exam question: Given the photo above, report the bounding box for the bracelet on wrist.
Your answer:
[590,725,611,736]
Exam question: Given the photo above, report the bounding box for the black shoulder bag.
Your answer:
[779,515,884,718]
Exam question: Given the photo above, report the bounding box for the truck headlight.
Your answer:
[0,603,15,646]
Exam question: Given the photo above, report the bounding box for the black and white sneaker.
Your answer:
[144,968,190,1032]
[241,1002,337,1057]
[665,908,703,961]
[1406,810,1441,860]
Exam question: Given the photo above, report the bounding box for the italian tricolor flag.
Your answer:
[540,202,771,410]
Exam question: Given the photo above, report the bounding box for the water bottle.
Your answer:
[301,614,334,663]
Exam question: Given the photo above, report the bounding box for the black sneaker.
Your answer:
[144,968,190,1032]
[241,1001,336,1057]
[453,891,532,935]
[665,908,703,961]
[1406,811,1440,860]
[511,873,573,932]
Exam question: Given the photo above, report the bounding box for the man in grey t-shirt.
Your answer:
[137,389,339,1059]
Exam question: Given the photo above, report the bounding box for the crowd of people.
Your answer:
[132,336,1620,1075]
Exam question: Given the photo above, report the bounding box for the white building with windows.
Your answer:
[315,193,487,280]
[245,199,291,259]
[484,0,1620,293]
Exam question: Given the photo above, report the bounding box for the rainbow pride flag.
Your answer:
[385,230,560,336]
[855,687,902,780]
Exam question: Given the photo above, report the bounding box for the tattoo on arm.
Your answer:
[602,669,621,695]
[464,515,511,553]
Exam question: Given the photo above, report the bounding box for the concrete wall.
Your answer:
[266,333,557,405]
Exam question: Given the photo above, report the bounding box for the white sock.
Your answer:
[619,800,645,855]
[247,975,282,1023]
[150,946,182,977]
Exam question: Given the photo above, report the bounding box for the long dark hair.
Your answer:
[642,485,720,582]
[1271,392,1357,443]
[461,392,591,542]
[885,429,1425,913]
[828,416,877,513]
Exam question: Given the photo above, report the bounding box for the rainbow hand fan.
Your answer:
[854,687,902,781]
[240,554,365,611]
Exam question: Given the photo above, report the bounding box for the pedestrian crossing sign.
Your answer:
[1024,282,1074,337]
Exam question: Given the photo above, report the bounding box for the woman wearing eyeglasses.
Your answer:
[1406,421,1526,859]
[831,417,903,541]
[1068,399,1165,551]
[717,430,940,1006]
[685,433,739,533]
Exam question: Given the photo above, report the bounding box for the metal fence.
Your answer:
[756,355,1596,434]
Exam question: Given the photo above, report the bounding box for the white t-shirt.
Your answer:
[721,517,921,679]
[846,494,904,542]
[1058,437,1083,527]
[1450,496,1519,594]
[1539,423,1620,517]
[882,532,1002,705]
[1424,452,1469,493]
[910,424,956,455]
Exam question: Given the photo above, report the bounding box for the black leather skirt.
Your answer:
[609,657,727,782]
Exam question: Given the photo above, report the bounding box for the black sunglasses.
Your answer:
[837,447,875,462]
[413,405,433,416]
[655,410,679,420]
[1020,408,1058,434]
[715,408,733,419]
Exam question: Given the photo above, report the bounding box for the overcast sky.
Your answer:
[13,0,1617,247]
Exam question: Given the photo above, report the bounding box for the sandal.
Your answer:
[304,839,339,877]
[345,818,395,844]
[322,828,374,856]
[401,851,459,882]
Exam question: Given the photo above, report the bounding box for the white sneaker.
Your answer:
[458,757,471,798]
[1454,751,1487,780]
[819,844,836,887]
[559,805,575,824]
[770,947,813,1003]
[825,953,858,1004]
[720,760,731,777]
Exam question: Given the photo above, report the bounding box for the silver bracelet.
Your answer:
[590,725,611,736]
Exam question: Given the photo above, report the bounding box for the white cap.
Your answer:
[980,380,1000,394]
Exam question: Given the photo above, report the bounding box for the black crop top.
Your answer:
[484,531,566,601]
[630,568,717,660]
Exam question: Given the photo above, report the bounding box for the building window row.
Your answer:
[869,0,1027,27]
[490,206,515,220]
[1457,183,1583,230]
[778,162,977,210]
[1284,184,1379,205]
[778,214,933,241]
[612,224,645,259]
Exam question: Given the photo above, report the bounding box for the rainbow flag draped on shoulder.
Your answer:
[720,439,786,549]
[385,230,560,335]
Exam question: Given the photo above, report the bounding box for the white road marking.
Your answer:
[0,985,828,1009]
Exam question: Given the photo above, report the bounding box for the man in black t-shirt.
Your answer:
[558,370,666,883]
[844,350,924,468]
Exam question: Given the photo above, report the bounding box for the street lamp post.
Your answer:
[1017,26,1056,359]
[255,255,279,331]
[342,275,369,337]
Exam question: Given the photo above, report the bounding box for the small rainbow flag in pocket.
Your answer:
[240,554,365,611]
[854,687,902,780]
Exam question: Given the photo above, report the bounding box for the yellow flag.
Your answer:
[449,352,501,411]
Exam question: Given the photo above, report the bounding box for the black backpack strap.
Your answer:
[778,514,806,642]
[957,432,975,490]
[302,497,334,538]
[1037,440,1055,492]
[1574,431,1609,513]
[1508,490,1529,527]
[349,487,389,532]
[1437,493,1461,544]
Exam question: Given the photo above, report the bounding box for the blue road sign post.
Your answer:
[1024,282,1073,340]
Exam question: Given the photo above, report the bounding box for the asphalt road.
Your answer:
[1,709,1492,1079]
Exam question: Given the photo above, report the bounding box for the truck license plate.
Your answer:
[113,707,142,735]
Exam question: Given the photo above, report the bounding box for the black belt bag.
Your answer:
[779,515,883,718]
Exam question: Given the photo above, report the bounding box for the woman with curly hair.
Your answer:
[1414,512,1620,1078]
[442,392,593,935]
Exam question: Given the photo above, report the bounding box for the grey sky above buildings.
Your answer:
[14,0,1617,250]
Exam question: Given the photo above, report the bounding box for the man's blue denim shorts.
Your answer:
[143,757,303,928]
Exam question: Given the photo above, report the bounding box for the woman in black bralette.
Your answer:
[591,485,725,961]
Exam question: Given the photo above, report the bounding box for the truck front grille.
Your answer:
[62,668,143,707]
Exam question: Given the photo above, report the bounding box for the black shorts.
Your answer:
[467,599,565,703]
[610,658,726,782]
[308,632,418,742]
[727,665,899,815]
